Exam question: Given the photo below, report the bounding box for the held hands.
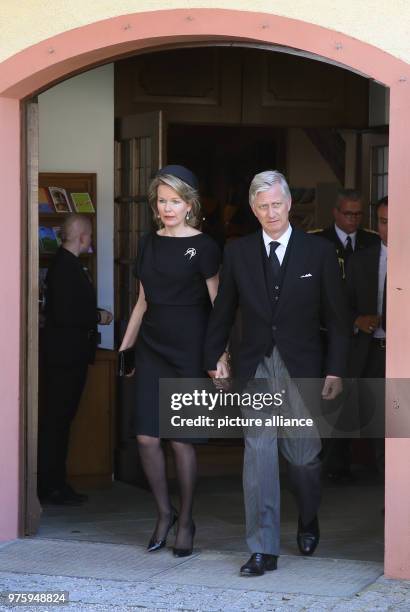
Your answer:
[208,352,230,379]
[208,352,231,390]
[321,375,343,401]
[355,314,380,334]
[98,309,113,325]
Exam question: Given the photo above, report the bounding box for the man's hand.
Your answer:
[354,314,380,334]
[321,375,343,400]
[99,309,113,325]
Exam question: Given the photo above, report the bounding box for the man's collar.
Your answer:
[334,223,356,243]
[262,224,292,249]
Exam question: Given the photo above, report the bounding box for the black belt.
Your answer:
[371,337,386,349]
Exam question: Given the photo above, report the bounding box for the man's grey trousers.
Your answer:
[242,347,322,555]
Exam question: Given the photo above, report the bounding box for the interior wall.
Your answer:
[341,130,357,188]
[39,64,114,349]
[286,128,340,227]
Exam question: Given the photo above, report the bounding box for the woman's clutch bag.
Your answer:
[118,348,135,376]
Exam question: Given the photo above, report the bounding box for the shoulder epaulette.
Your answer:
[307,228,324,234]
[362,228,378,235]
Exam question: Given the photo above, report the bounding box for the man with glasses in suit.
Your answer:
[312,189,380,482]
[345,197,388,478]
[313,189,380,280]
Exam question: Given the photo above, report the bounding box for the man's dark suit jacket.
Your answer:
[345,243,381,376]
[204,228,350,380]
[313,226,380,277]
[44,247,98,368]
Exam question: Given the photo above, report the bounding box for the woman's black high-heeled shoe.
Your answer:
[173,521,196,557]
[147,509,178,552]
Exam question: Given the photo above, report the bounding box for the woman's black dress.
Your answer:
[132,232,221,437]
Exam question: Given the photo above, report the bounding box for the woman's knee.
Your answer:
[137,434,161,449]
[169,440,194,453]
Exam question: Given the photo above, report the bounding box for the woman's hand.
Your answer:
[208,351,231,389]
[208,356,228,378]
[208,351,230,378]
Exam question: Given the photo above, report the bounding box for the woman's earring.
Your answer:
[186,211,191,221]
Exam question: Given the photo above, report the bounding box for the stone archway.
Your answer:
[0,9,409,579]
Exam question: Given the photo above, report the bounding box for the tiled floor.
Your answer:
[36,471,384,563]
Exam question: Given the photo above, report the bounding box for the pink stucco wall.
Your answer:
[384,82,410,578]
[0,8,409,577]
[0,97,21,540]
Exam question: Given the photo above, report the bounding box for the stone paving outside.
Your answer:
[0,568,410,611]
[0,478,407,610]
[0,536,409,612]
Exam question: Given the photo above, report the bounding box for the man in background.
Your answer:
[313,189,380,481]
[345,197,388,477]
[313,189,380,279]
[38,214,112,505]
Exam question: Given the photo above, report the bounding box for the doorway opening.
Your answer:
[31,42,388,564]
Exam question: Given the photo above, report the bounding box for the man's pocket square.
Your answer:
[300,273,312,278]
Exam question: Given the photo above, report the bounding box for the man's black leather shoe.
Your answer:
[297,516,320,556]
[240,553,278,576]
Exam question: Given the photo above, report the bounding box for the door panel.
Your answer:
[114,111,165,484]
[361,132,389,228]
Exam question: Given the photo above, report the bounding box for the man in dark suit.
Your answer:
[204,171,350,576]
[312,189,380,481]
[313,189,380,279]
[345,197,388,474]
[38,215,112,505]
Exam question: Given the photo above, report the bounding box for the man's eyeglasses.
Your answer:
[338,211,363,219]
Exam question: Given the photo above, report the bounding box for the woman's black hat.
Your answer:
[156,164,198,190]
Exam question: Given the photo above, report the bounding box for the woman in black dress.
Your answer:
[119,165,226,556]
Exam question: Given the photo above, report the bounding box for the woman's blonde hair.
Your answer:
[148,173,201,228]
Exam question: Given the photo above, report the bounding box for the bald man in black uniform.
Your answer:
[38,215,112,505]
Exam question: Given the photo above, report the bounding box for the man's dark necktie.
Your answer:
[269,241,281,278]
[382,275,387,332]
[345,235,353,256]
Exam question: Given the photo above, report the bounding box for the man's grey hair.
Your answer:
[249,171,291,207]
[336,189,362,209]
